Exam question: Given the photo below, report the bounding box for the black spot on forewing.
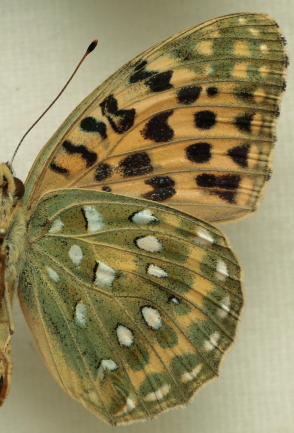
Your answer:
[100,95,117,115]
[196,173,241,203]
[130,60,158,83]
[206,86,218,97]
[177,86,201,104]
[80,117,107,139]
[237,91,253,101]
[100,94,135,134]
[94,163,113,181]
[217,175,241,190]
[213,191,236,203]
[50,162,69,175]
[119,152,153,177]
[143,176,176,202]
[196,173,241,189]
[194,110,216,129]
[228,144,250,168]
[141,111,174,143]
[186,142,212,163]
[196,173,217,188]
[234,113,254,133]
[62,140,97,167]
[145,71,173,92]
[102,186,111,192]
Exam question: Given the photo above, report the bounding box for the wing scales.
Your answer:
[24,13,287,223]
[19,189,242,424]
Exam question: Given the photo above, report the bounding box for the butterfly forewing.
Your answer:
[24,13,287,223]
[19,190,242,424]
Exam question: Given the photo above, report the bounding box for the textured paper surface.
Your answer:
[1,1,293,432]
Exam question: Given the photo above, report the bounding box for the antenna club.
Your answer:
[87,39,98,54]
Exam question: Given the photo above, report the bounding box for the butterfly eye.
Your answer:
[13,177,25,199]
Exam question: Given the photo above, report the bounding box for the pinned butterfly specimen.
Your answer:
[0,13,287,425]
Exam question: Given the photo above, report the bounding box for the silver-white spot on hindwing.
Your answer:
[195,227,214,245]
[74,301,88,328]
[144,384,170,401]
[114,396,136,417]
[46,267,60,282]
[83,205,104,233]
[68,244,83,266]
[141,306,162,330]
[215,260,229,281]
[181,364,202,383]
[170,297,180,305]
[94,261,115,288]
[116,325,134,347]
[135,235,162,253]
[147,264,168,278]
[131,209,158,224]
[217,296,231,319]
[97,359,118,380]
[204,331,220,351]
[49,218,64,233]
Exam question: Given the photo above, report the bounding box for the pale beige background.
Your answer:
[1,0,293,432]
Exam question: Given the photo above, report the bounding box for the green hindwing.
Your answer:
[19,189,243,425]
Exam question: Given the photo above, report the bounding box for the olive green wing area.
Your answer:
[19,189,243,425]
[24,13,287,223]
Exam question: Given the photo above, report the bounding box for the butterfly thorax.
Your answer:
[0,164,27,293]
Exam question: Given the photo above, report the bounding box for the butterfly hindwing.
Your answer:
[18,189,242,424]
[24,13,287,223]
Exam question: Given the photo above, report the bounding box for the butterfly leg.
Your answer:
[0,293,13,405]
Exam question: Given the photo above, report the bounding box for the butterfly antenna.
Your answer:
[10,39,98,166]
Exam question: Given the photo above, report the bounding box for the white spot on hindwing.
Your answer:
[83,205,104,232]
[170,297,180,305]
[260,44,268,52]
[141,306,162,330]
[131,209,158,224]
[68,244,83,266]
[147,264,168,278]
[249,28,259,35]
[181,364,202,383]
[195,227,214,245]
[144,384,170,401]
[97,359,118,380]
[46,267,60,282]
[74,302,87,328]
[94,261,115,288]
[217,296,231,319]
[204,331,220,351]
[114,396,136,416]
[215,260,229,281]
[116,325,134,347]
[49,218,64,233]
[136,235,162,252]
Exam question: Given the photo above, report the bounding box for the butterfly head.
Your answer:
[0,164,24,207]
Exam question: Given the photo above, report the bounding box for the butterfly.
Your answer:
[0,13,287,425]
